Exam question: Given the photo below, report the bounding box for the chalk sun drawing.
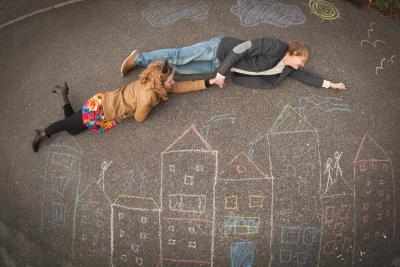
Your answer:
[231,0,306,27]
[308,0,341,20]
[142,2,209,28]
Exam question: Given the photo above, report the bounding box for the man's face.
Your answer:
[289,55,308,70]
[163,73,175,90]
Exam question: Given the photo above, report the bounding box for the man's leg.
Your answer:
[136,37,221,69]
[171,60,219,74]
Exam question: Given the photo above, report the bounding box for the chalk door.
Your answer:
[230,241,255,267]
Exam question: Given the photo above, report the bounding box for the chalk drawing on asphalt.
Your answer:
[141,2,209,28]
[352,133,396,265]
[322,151,352,197]
[308,0,341,21]
[39,135,82,259]
[230,0,306,27]
[200,113,237,141]
[294,95,352,118]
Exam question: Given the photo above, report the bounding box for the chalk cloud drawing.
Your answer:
[352,133,396,265]
[308,0,341,21]
[294,95,352,118]
[230,0,306,27]
[141,2,209,28]
[200,113,237,141]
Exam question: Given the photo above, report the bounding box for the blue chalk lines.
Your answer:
[142,2,209,28]
[295,95,352,118]
[231,0,306,27]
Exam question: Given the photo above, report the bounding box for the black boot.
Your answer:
[52,81,70,105]
[32,129,47,152]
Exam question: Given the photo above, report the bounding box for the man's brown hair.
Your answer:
[287,41,310,59]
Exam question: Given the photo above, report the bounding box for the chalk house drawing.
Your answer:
[74,161,114,264]
[142,2,209,28]
[111,196,161,267]
[231,0,306,27]
[320,151,353,267]
[39,135,82,258]
[352,133,396,265]
[267,105,322,267]
[215,151,272,266]
[160,125,217,266]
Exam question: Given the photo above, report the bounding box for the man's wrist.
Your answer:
[322,80,331,88]
[216,73,225,79]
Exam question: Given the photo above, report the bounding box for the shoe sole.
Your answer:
[120,50,138,76]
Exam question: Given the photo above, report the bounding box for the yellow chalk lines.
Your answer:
[309,0,341,21]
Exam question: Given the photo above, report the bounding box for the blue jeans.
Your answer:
[136,37,221,74]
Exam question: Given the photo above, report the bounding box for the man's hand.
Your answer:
[330,82,346,90]
[210,74,226,88]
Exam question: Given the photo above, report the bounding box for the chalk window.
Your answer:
[51,176,67,193]
[359,163,366,172]
[377,202,383,209]
[136,257,143,266]
[386,194,391,200]
[120,229,125,238]
[168,225,175,232]
[169,165,175,173]
[382,163,389,171]
[362,203,369,211]
[196,165,204,172]
[139,232,147,240]
[339,204,350,219]
[141,216,148,224]
[184,174,194,186]
[249,195,264,208]
[379,179,384,185]
[363,232,370,240]
[81,233,87,241]
[363,214,369,223]
[168,239,176,245]
[132,244,139,253]
[189,227,195,234]
[52,202,65,227]
[377,213,383,221]
[51,152,76,169]
[366,180,373,186]
[224,196,238,210]
[188,241,197,248]
[118,212,124,220]
[325,206,336,224]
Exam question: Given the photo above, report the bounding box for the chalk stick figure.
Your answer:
[334,151,343,181]
[97,160,112,191]
[323,158,334,195]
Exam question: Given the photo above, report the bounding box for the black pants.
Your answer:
[45,104,87,136]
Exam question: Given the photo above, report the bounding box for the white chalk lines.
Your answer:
[0,0,87,30]
[360,22,397,75]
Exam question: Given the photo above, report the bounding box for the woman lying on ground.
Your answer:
[32,61,215,152]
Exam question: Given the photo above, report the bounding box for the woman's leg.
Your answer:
[136,37,222,70]
[45,109,87,137]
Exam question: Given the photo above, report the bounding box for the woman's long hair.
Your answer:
[139,61,173,101]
